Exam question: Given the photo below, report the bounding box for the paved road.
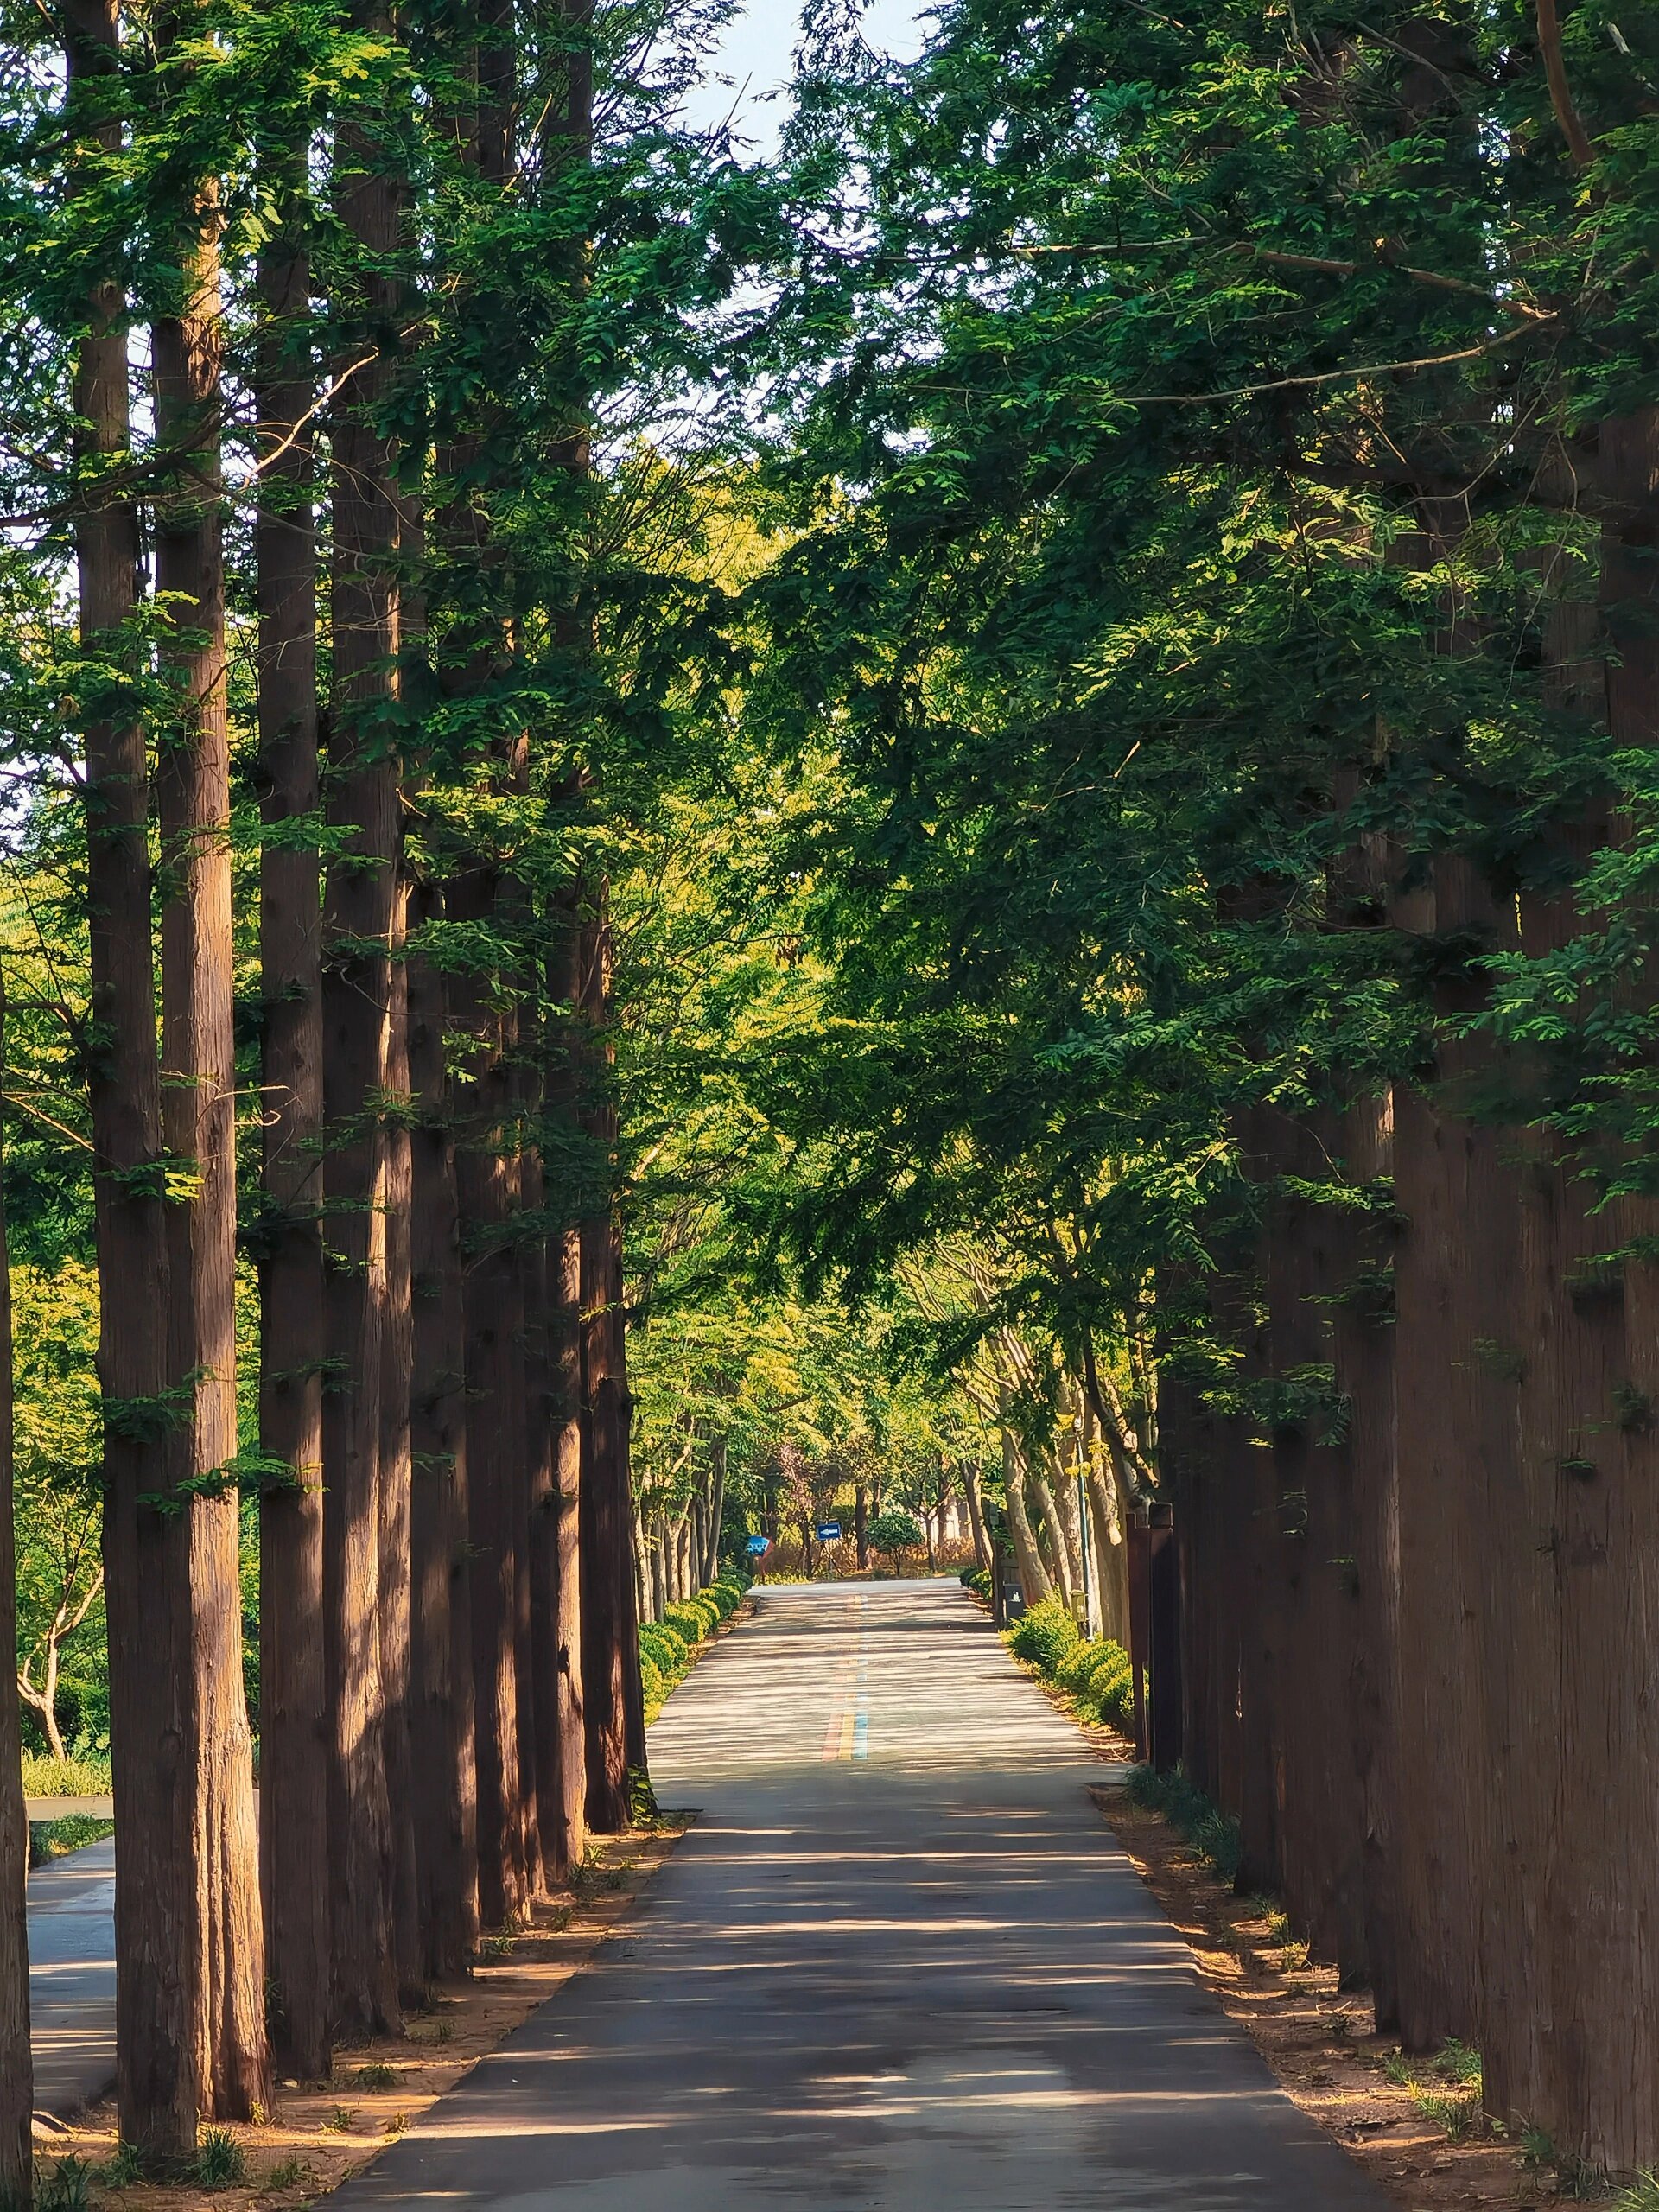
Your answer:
[27,1835,116,2120]
[334,1579,1388,2211]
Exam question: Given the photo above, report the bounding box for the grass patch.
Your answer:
[321,2109,355,2134]
[29,1815,114,1868]
[21,1754,111,1798]
[1384,2039,1485,2142]
[1611,2179,1659,2211]
[35,2158,93,2212]
[194,2130,248,2190]
[1122,1764,1243,1886]
[263,2159,313,2192]
[104,2144,148,2189]
[474,1932,513,1963]
[351,2063,397,2090]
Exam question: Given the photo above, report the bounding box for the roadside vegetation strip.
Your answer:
[1091,1776,1598,2212]
[31,1819,694,2212]
[637,1570,752,1722]
[999,1593,1135,1737]
[29,1815,114,1869]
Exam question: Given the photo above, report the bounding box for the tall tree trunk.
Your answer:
[1388,855,1512,2051]
[255,189,331,2084]
[1484,440,1659,2165]
[453,855,530,1927]
[1329,1089,1402,2025]
[548,1218,588,1878]
[702,1437,728,1585]
[68,0,196,2147]
[152,137,269,2120]
[578,899,637,1829]
[324,48,404,2032]
[378,895,421,1990]
[519,1078,551,1896]
[0,979,31,2202]
[962,1460,988,1573]
[406,902,479,1976]
[537,921,587,1883]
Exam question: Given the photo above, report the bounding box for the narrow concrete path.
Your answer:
[27,1835,116,2120]
[334,1579,1389,2211]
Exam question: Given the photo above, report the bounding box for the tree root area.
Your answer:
[40,1820,695,2212]
[1092,1788,1567,2211]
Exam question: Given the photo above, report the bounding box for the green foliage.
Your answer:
[194,2132,249,2191]
[1123,1764,1244,1888]
[660,1602,712,1648]
[957,1565,990,1598]
[639,1575,747,1719]
[28,1815,113,1868]
[866,1510,924,1565]
[1054,1637,1135,1732]
[21,1754,109,1796]
[35,2160,92,2212]
[1005,1596,1080,1675]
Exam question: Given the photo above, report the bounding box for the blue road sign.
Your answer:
[745,1534,771,1556]
[816,1521,843,1543]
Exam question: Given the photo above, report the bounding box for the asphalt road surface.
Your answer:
[332,1577,1388,2211]
[27,1834,116,2120]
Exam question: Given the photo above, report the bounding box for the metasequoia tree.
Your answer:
[254,156,331,2075]
[0,982,31,2202]
[65,0,200,2151]
[323,0,405,2035]
[150,19,269,2108]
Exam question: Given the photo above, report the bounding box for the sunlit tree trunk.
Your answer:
[0,982,31,2202]
[67,0,196,2144]
[255,178,331,2084]
[407,896,480,1974]
[324,31,404,2030]
[151,115,268,2118]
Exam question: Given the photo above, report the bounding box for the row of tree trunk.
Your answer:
[0,0,652,2183]
[1166,416,1659,2172]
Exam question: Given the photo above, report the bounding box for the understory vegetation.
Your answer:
[1006,1599,1135,1736]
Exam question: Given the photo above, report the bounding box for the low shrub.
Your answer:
[1005,1595,1080,1674]
[29,1815,114,1868]
[20,1753,111,1799]
[639,1622,687,1672]
[958,1566,991,1598]
[638,1652,664,1712]
[1123,1763,1243,1886]
[661,1602,709,1646]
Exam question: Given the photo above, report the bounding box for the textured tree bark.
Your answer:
[66,0,197,2155]
[1329,1089,1402,2026]
[378,896,421,1992]
[702,1436,728,1585]
[539,918,588,1880]
[152,148,270,2120]
[578,901,638,1830]
[255,196,331,2085]
[549,1220,588,1876]
[0,982,31,2202]
[1554,413,1659,2169]
[1278,1118,1366,1978]
[519,1100,551,1894]
[1389,855,1512,2052]
[407,903,480,1977]
[324,48,403,2033]
[1486,422,1659,2166]
[451,855,531,1928]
